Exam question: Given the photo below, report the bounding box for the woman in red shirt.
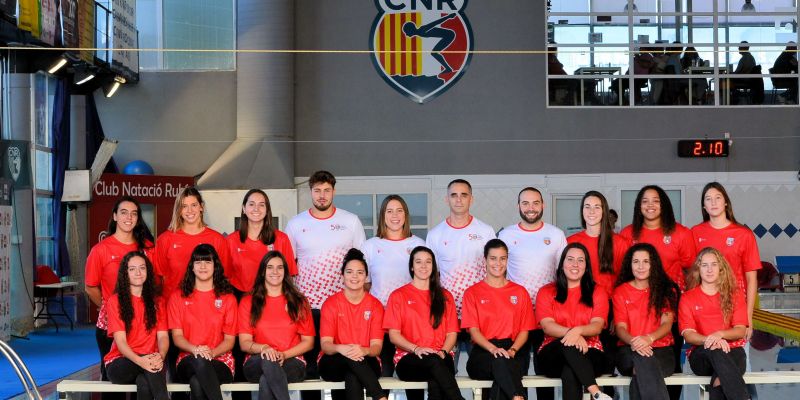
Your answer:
[462,239,534,400]
[227,189,297,294]
[679,248,749,400]
[156,187,232,300]
[384,246,464,400]
[85,196,155,385]
[535,242,612,400]
[319,248,386,400]
[691,182,760,342]
[168,244,238,400]
[239,251,315,400]
[612,243,679,400]
[105,251,168,400]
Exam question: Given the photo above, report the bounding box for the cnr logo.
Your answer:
[377,0,463,12]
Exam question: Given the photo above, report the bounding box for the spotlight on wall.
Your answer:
[742,0,756,12]
[47,57,68,74]
[74,67,95,85]
[103,76,126,98]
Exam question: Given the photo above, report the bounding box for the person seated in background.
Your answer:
[772,42,799,103]
[722,42,763,104]
[679,47,708,104]
[663,43,684,104]
[611,47,654,105]
[650,47,669,104]
[547,46,577,105]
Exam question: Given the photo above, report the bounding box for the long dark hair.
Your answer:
[555,243,595,307]
[108,196,154,250]
[408,246,447,329]
[614,243,679,317]
[580,191,615,274]
[249,251,309,326]
[631,185,677,240]
[115,251,160,333]
[700,182,738,223]
[179,244,235,298]
[237,189,276,245]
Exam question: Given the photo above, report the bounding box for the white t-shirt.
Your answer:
[285,207,366,309]
[362,236,426,305]
[498,222,567,301]
[425,216,495,315]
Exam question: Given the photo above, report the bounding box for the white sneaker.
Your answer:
[591,392,613,400]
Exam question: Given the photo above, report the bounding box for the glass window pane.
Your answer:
[550,0,590,13]
[35,196,54,238]
[554,196,583,236]
[377,194,428,227]
[162,0,235,70]
[36,239,55,268]
[411,228,428,240]
[137,0,160,69]
[33,74,48,147]
[35,150,52,192]
[335,195,373,228]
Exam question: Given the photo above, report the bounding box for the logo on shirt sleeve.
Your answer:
[364,311,372,320]
[510,295,518,305]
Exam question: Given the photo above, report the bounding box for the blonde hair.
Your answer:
[167,187,207,232]
[685,247,737,324]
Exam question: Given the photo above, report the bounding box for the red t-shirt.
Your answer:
[690,222,762,296]
[612,282,674,348]
[619,224,696,290]
[535,283,608,351]
[678,286,748,352]
[168,290,238,349]
[383,284,459,357]
[320,291,384,346]
[567,231,630,296]
[461,281,535,340]
[156,228,232,299]
[86,236,156,301]
[226,230,297,293]
[237,294,315,352]
[104,294,167,363]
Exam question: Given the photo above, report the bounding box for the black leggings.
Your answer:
[395,353,464,400]
[106,357,169,400]
[379,334,396,377]
[176,356,234,400]
[319,354,383,400]
[466,338,525,400]
[536,341,610,400]
[243,356,306,400]
[616,346,674,400]
[301,309,322,400]
[689,346,748,400]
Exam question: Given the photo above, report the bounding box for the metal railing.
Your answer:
[0,339,42,400]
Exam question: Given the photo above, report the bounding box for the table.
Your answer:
[687,66,728,104]
[575,67,622,105]
[34,281,78,332]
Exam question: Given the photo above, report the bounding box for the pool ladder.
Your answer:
[0,339,42,400]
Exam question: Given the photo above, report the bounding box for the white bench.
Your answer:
[57,372,800,400]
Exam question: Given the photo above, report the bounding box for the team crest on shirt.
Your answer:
[215,299,223,309]
[663,235,672,245]
[726,237,735,246]
[510,295,518,305]
[543,237,551,245]
[364,311,372,320]
[369,0,474,104]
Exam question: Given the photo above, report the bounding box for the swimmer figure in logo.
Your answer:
[402,13,458,73]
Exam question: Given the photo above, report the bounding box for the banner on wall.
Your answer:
[369,0,474,103]
[18,0,41,38]
[0,179,13,342]
[111,0,139,80]
[59,0,79,48]
[77,0,95,63]
[39,0,58,45]
[0,1,17,19]
[0,141,31,189]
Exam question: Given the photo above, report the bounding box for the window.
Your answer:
[33,73,56,269]
[136,0,235,70]
[336,194,429,239]
[547,1,800,107]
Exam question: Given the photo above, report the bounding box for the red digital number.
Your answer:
[693,142,703,155]
[714,141,723,155]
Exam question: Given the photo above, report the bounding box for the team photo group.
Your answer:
[85,170,759,400]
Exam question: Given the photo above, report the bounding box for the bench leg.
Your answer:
[472,388,481,400]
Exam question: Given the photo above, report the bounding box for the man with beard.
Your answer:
[498,187,566,400]
[285,170,366,400]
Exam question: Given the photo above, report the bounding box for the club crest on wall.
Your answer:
[369,0,474,104]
